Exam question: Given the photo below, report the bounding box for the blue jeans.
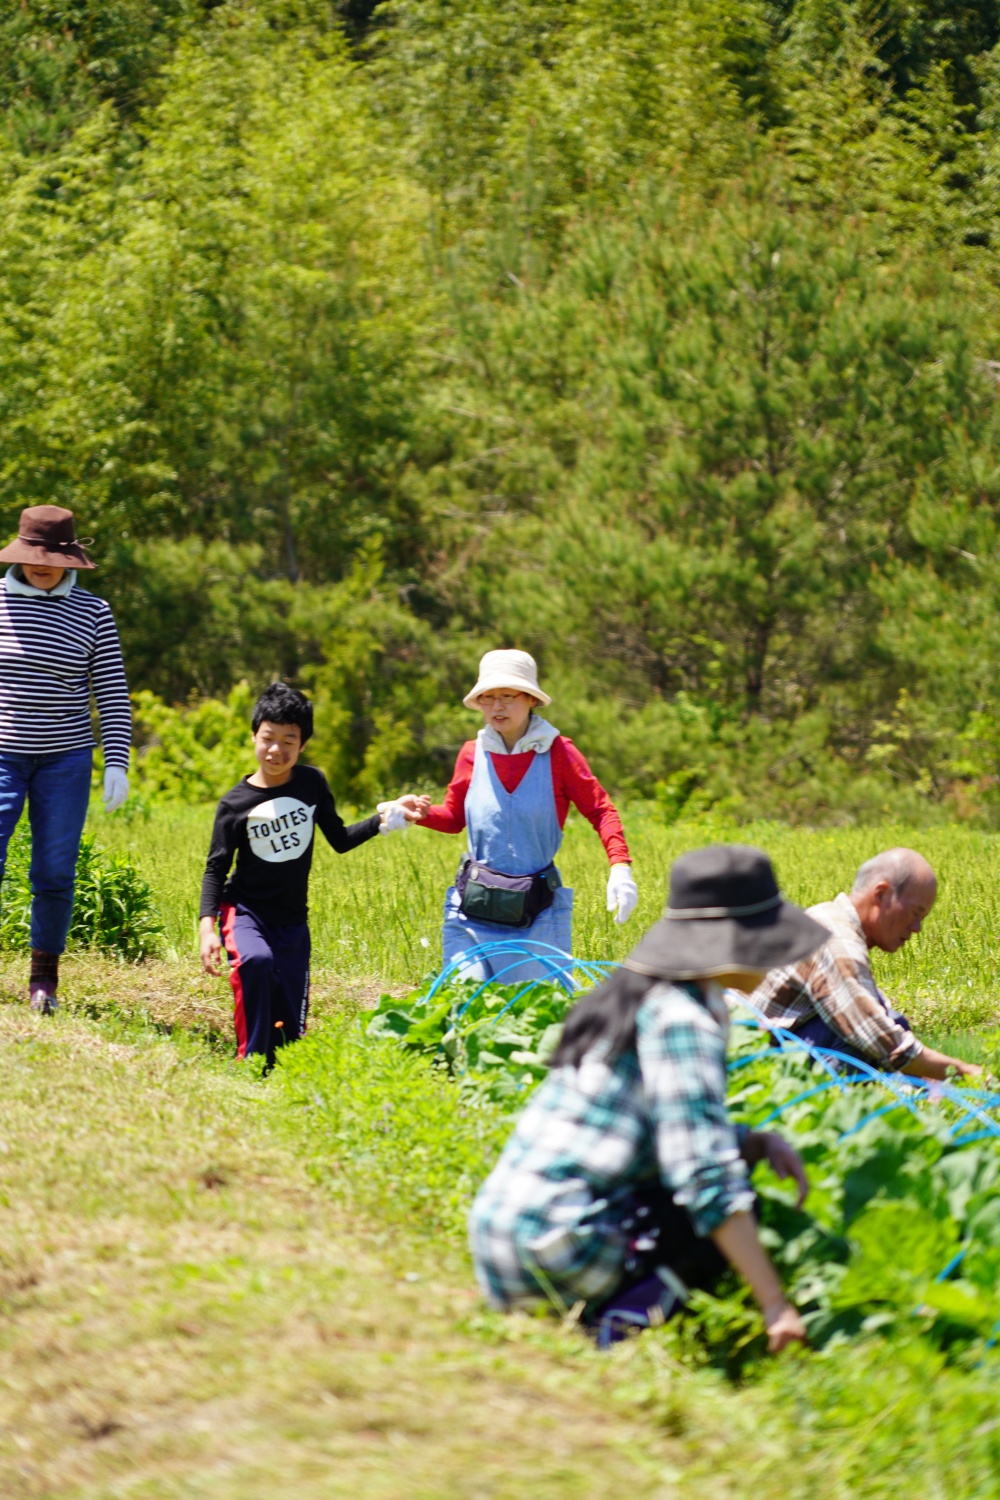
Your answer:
[0,747,93,954]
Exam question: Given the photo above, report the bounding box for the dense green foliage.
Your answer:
[7,0,1000,820]
[0,821,162,959]
[355,973,1000,1365]
[729,1035,1000,1356]
[366,976,576,1106]
[129,680,255,803]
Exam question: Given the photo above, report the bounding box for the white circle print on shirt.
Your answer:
[246,797,317,863]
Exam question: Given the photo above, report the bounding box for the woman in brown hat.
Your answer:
[0,506,131,1012]
[469,844,828,1351]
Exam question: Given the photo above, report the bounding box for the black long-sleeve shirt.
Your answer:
[199,765,380,926]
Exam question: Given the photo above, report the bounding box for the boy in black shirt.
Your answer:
[199,683,426,1059]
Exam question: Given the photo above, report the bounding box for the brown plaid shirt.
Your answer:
[750,893,923,1070]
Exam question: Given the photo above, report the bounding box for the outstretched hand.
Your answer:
[396,793,431,821]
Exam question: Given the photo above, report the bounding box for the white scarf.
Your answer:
[4,565,77,599]
[478,712,560,756]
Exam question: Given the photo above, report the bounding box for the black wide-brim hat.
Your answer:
[0,505,95,570]
[624,843,828,982]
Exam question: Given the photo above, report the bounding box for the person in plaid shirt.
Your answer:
[750,848,980,1080]
[469,845,829,1351]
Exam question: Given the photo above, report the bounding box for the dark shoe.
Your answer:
[29,948,59,1012]
[29,980,58,1015]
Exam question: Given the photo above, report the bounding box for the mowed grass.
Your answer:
[0,957,678,1500]
[92,801,1000,1034]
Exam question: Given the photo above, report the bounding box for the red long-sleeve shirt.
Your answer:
[421,736,630,866]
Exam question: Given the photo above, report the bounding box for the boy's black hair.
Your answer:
[251,682,314,744]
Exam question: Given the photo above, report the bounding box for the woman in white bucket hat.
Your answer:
[416,649,638,983]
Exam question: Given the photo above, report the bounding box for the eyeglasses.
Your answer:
[478,692,528,708]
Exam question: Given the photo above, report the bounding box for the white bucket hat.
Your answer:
[463,649,551,709]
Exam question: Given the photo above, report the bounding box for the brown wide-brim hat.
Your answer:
[624,843,828,982]
[0,505,95,570]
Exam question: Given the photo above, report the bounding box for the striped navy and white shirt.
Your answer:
[0,568,131,768]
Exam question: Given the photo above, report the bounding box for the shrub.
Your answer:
[131,682,254,806]
[0,822,164,962]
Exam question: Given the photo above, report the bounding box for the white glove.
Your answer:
[606,863,638,925]
[103,766,129,814]
[377,800,410,834]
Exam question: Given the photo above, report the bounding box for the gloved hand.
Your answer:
[378,800,411,834]
[103,766,129,814]
[606,863,638,925]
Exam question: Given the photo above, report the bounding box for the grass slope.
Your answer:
[0,961,676,1499]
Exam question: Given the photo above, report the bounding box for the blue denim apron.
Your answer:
[441,740,574,984]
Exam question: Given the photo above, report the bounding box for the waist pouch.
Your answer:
[456,855,560,928]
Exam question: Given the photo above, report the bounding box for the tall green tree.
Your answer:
[0,0,197,153]
[83,5,433,582]
[417,178,998,791]
[377,0,780,231]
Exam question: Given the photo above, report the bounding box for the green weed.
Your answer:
[727,1035,1000,1361]
[276,1013,509,1240]
[0,821,163,961]
[365,977,575,1107]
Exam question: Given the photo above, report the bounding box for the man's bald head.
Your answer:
[849,847,937,953]
[851,848,936,900]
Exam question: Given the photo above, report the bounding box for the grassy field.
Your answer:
[0,960,679,1499]
[5,806,1000,1495]
[91,801,1000,1034]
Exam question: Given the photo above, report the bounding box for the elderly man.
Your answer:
[751,848,979,1080]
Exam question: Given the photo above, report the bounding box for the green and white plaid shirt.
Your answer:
[468,980,755,1310]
